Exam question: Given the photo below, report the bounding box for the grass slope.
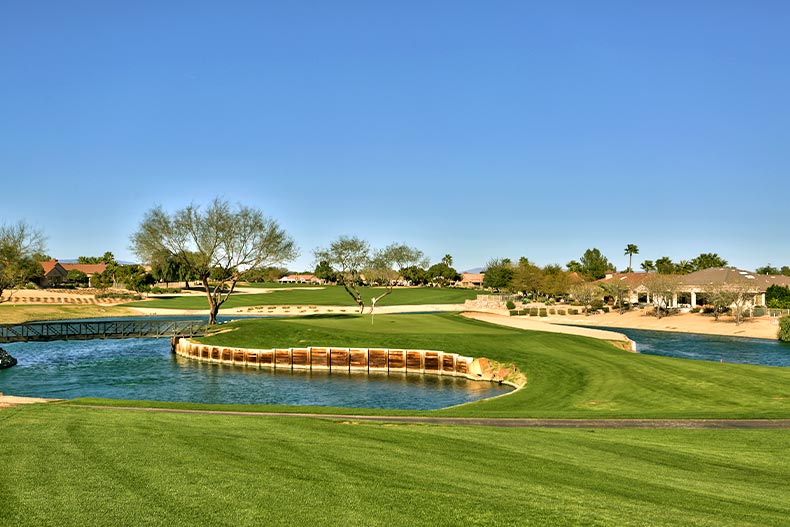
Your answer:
[0,404,787,527]
[191,313,790,419]
[125,286,479,310]
[0,304,139,324]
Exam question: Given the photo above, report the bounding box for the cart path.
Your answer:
[63,405,790,429]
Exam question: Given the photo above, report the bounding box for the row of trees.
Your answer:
[483,249,733,296]
[5,202,790,325]
[313,237,428,314]
[0,221,46,302]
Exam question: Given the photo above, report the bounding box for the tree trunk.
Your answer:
[202,277,219,325]
[209,303,219,325]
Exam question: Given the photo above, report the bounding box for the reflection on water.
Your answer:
[0,338,510,409]
[592,326,790,367]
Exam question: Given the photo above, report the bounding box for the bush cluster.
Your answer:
[779,316,790,342]
[505,300,516,310]
[150,287,182,294]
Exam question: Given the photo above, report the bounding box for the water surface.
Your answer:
[0,338,510,409]
[594,326,790,367]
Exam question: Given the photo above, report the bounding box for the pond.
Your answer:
[0,337,511,409]
[599,327,790,367]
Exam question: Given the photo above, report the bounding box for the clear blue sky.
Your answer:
[2,1,788,272]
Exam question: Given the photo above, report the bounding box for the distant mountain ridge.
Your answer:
[57,258,137,265]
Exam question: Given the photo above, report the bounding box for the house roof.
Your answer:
[676,267,772,288]
[597,272,650,288]
[60,262,107,275]
[279,274,319,282]
[39,259,67,276]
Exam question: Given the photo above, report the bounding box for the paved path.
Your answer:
[65,405,790,429]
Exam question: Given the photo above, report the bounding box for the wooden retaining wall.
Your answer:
[174,338,475,378]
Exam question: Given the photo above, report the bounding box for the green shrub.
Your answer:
[549,308,556,315]
[506,300,516,310]
[557,309,566,315]
[539,309,548,317]
[518,309,527,316]
[150,287,182,294]
[569,308,579,315]
[529,308,539,316]
[25,282,38,289]
[752,306,766,317]
[779,316,790,342]
[690,307,701,313]
[509,309,519,316]
[702,306,716,314]
[602,306,610,313]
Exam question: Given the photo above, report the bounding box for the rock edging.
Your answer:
[0,348,17,369]
[173,338,525,389]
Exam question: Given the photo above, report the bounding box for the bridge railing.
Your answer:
[0,319,209,343]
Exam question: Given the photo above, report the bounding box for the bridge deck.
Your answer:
[0,319,209,343]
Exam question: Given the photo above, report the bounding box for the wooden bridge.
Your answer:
[0,319,210,343]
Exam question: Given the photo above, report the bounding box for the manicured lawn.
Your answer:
[241,281,328,288]
[0,304,140,324]
[191,313,790,419]
[1,404,787,527]
[124,285,480,310]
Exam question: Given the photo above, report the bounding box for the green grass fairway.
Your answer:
[1,404,787,527]
[125,285,479,310]
[191,313,790,419]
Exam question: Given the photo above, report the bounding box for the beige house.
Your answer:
[458,273,485,288]
[278,274,322,284]
[598,268,790,308]
[38,259,107,287]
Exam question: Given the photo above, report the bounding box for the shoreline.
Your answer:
[544,309,781,341]
[3,286,782,341]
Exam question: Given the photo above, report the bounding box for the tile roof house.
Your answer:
[458,273,485,288]
[38,259,108,287]
[39,259,68,287]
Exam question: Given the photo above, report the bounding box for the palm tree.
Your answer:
[624,244,639,273]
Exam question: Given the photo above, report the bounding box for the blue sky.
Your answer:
[2,2,788,272]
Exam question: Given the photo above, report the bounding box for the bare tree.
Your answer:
[729,283,757,326]
[643,273,680,319]
[314,238,426,314]
[314,236,370,313]
[704,283,736,321]
[0,221,45,302]
[131,199,297,324]
[366,243,427,314]
[704,282,757,325]
[570,283,602,315]
[600,279,631,314]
